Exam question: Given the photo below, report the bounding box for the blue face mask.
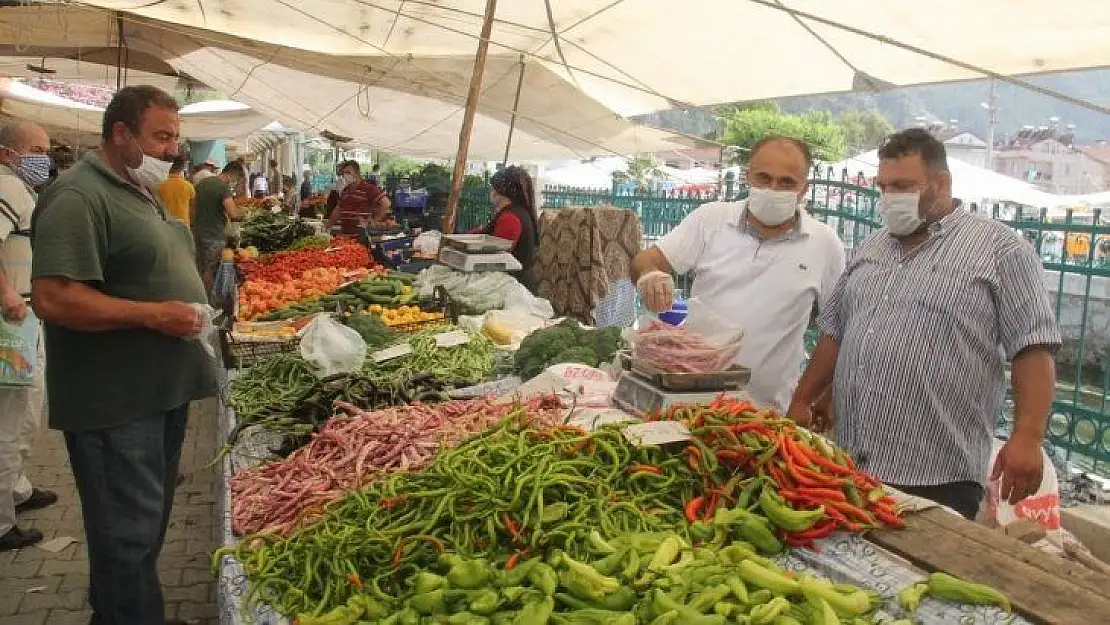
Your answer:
[17,154,51,188]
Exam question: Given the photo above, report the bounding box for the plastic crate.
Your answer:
[371,236,415,268]
[394,190,428,209]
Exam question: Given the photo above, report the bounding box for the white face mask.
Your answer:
[878,192,924,236]
[747,187,799,226]
[127,155,173,189]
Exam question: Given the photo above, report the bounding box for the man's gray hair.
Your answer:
[0,120,41,151]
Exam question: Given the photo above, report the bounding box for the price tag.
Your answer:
[569,408,638,432]
[372,342,413,363]
[622,421,691,447]
[434,330,470,348]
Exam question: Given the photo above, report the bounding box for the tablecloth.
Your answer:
[214,384,1028,625]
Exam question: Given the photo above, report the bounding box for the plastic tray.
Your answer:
[441,234,513,254]
[630,359,750,392]
[438,247,522,273]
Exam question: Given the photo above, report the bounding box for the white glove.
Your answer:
[636,270,676,313]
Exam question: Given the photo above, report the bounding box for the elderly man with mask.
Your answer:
[631,135,846,411]
[788,128,1060,520]
[31,85,217,624]
[0,120,56,551]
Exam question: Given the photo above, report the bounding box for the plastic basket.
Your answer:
[218,316,300,368]
[394,190,428,209]
[371,236,415,268]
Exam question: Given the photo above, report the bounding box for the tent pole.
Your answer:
[502,54,526,166]
[443,0,498,235]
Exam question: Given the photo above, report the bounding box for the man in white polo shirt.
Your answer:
[631,135,846,410]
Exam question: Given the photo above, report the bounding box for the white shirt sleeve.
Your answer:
[655,204,714,275]
[0,177,29,243]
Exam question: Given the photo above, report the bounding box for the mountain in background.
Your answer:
[638,69,1110,147]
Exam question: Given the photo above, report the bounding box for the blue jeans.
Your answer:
[65,405,189,625]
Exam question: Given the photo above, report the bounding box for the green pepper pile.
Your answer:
[291,530,891,625]
[364,329,495,386]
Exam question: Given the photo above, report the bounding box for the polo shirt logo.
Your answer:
[799,263,808,271]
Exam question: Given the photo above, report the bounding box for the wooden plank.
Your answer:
[869,508,1110,625]
[442,0,498,236]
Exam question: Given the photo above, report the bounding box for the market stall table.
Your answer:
[211,384,1057,624]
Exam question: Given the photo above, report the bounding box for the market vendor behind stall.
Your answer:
[475,165,540,292]
[630,135,846,411]
[326,159,391,235]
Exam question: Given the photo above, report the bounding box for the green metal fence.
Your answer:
[500,169,1110,474]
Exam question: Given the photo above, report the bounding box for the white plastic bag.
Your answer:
[504,283,555,319]
[298,314,367,377]
[979,438,1062,534]
[413,230,443,255]
[185,304,221,360]
[682,297,746,349]
[631,302,744,374]
[483,309,549,346]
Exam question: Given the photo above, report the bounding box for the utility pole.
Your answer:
[985,78,998,171]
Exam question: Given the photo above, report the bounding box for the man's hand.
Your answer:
[990,432,1044,505]
[636,271,675,313]
[144,302,202,339]
[786,397,813,428]
[1,288,27,323]
[810,390,835,433]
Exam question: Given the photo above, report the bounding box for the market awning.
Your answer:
[0,4,696,160]
[60,0,1110,116]
[0,77,275,141]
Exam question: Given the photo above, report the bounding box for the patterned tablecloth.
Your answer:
[214,387,1027,625]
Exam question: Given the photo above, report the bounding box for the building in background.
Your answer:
[992,128,1110,195]
[935,129,989,168]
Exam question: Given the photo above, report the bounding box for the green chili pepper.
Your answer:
[513,595,554,625]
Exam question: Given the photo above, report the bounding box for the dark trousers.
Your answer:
[889,481,985,521]
[65,405,189,625]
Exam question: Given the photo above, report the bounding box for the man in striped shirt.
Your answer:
[788,129,1060,520]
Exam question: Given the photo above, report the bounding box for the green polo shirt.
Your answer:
[193,176,232,246]
[31,152,218,432]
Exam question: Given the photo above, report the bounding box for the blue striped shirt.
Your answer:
[819,206,1061,486]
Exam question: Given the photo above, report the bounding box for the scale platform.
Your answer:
[613,371,750,417]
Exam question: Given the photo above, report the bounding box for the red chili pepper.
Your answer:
[705,493,720,520]
[792,487,849,503]
[825,499,878,525]
[768,463,794,490]
[870,503,906,529]
[793,462,848,487]
[796,441,853,476]
[685,496,707,523]
[501,512,521,542]
[782,436,814,469]
[347,572,364,590]
[728,421,772,435]
[628,463,663,475]
[504,549,529,571]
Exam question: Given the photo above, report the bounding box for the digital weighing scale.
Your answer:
[613,368,751,417]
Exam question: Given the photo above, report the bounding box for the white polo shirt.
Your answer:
[656,200,846,410]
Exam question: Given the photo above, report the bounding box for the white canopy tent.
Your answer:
[0,4,694,161]
[6,2,1110,162]
[542,157,629,188]
[823,149,1063,208]
[60,0,1110,117]
[0,78,276,141]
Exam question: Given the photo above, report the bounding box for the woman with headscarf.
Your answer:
[482,166,540,292]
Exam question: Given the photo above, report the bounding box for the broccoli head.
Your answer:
[550,346,600,368]
[514,325,579,379]
[585,327,622,362]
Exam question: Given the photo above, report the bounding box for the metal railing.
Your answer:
[467,169,1110,474]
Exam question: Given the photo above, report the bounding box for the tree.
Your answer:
[718,105,847,164]
[615,154,659,192]
[836,109,895,153]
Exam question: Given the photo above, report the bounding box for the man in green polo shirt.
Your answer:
[192,162,244,294]
[31,85,217,625]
